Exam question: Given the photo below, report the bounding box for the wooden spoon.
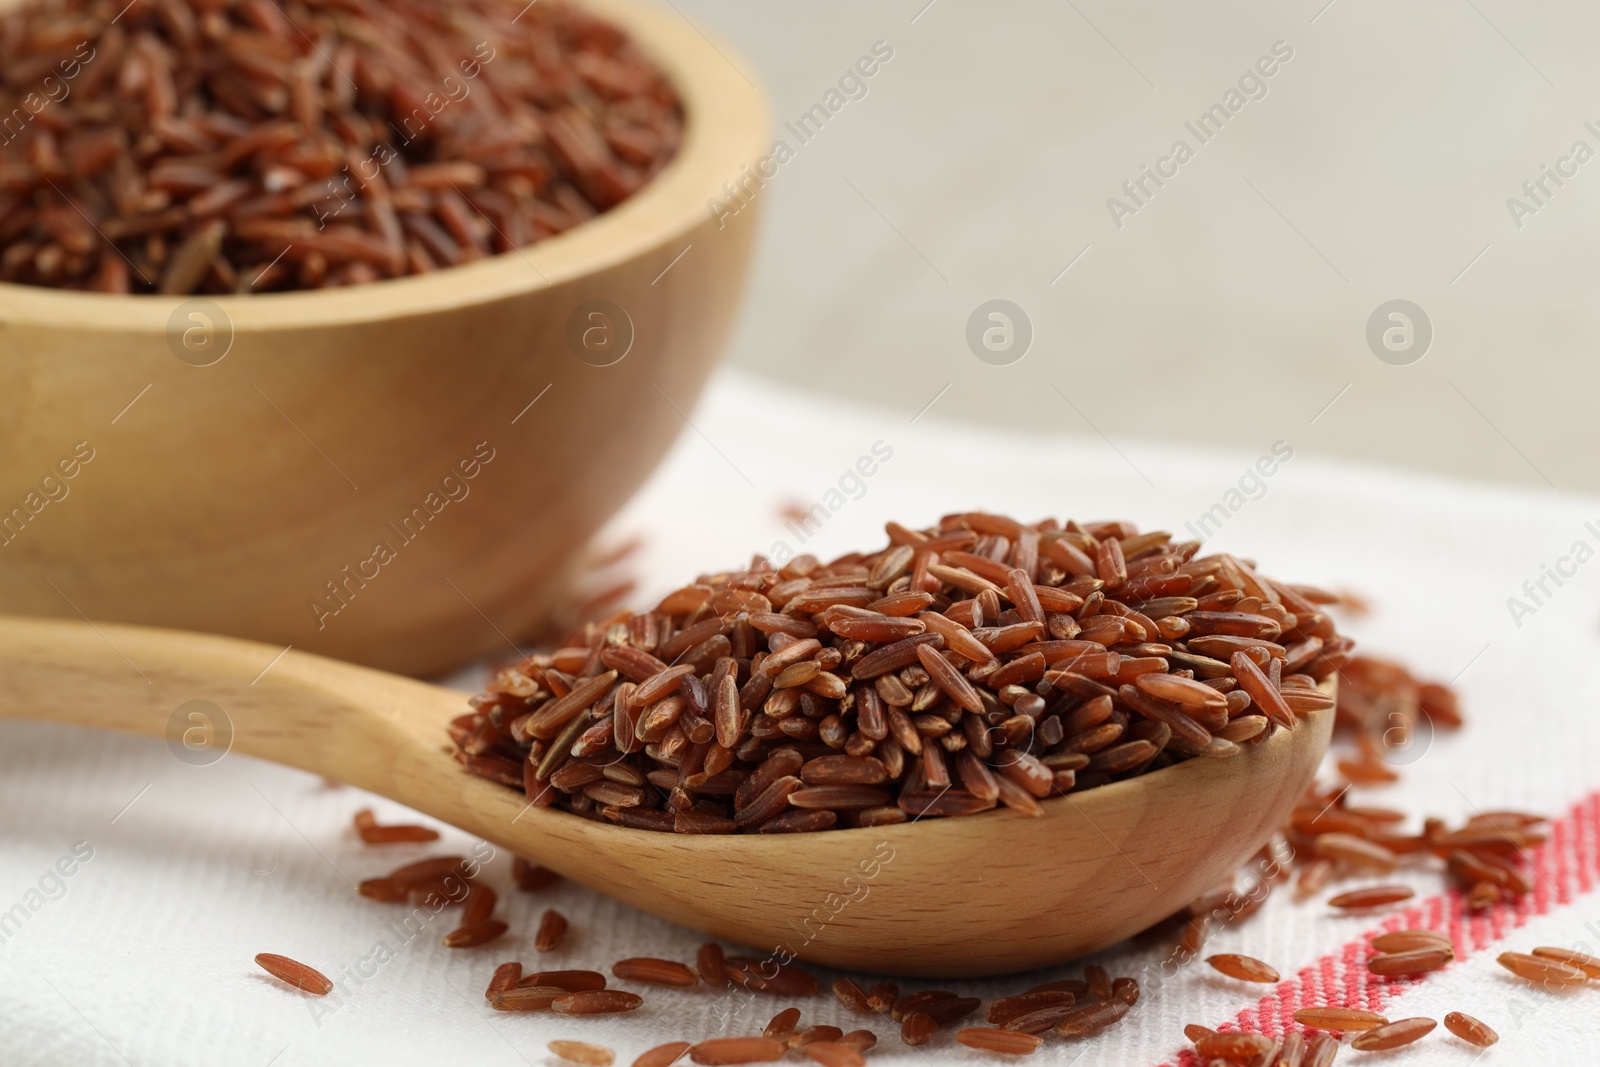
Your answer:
[0,615,1332,978]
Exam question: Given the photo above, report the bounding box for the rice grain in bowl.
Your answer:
[0,0,684,293]
[0,0,769,675]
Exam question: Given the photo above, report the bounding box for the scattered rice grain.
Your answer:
[254,953,333,996]
[1442,1011,1497,1047]
[1349,1017,1435,1051]
[1207,954,1280,983]
[956,1027,1043,1055]
[549,1039,615,1066]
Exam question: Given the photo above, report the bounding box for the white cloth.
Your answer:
[3,370,1596,1065]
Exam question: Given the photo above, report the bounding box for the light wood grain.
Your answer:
[0,0,768,677]
[0,615,1332,977]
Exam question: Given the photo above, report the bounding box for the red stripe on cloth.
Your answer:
[1160,790,1600,1066]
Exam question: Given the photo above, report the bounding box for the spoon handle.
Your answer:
[0,614,466,799]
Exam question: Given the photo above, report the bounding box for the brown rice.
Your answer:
[1349,1017,1436,1051]
[1442,1011,1498,1047]
[453,515,1349,833]
[0,0,680,293]
[549,1040,615,1067]
[254,952,333,995]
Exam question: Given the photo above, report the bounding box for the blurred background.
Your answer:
[679,0,1591,493]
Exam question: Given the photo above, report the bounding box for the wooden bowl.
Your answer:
[0,0,767,677]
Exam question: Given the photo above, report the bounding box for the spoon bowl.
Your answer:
[0,615,1332,977]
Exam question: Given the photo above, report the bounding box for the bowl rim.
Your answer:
[0,0,769,333]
